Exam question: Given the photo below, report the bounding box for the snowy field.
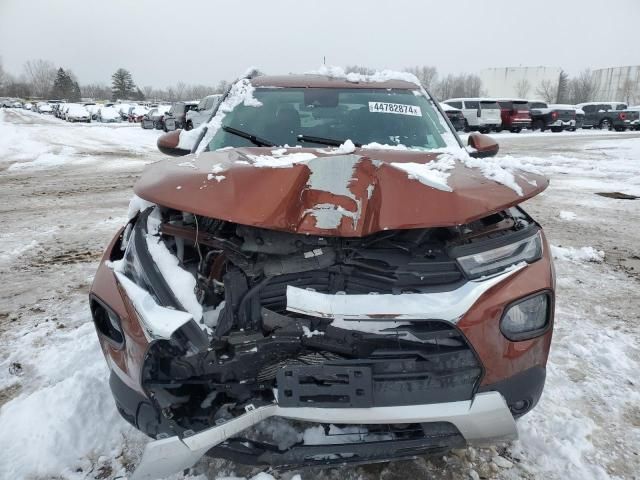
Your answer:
[0,108,639,480]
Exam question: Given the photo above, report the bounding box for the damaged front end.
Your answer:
[92,201,551,478]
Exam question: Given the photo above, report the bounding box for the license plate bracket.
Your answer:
[277,365,373,408]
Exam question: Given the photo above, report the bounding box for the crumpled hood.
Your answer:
[134,147,548,236]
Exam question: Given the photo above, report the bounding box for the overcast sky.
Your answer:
[1,0,638,88]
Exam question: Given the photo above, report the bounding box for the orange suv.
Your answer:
[90,70,555,479]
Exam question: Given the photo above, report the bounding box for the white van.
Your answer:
[185,94,222,130]
[443,98,502,133]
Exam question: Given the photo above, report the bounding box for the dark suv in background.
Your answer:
[529,101,575,132]
[576,102,640,131]
[164,101,199,131]
[496,99,531,133]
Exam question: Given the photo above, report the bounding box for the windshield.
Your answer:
[204,87,456,151]
[480,101,499,109]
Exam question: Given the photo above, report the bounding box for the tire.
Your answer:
[614,127,625,132]
[479,127,489,134]
[185,121,193,131]
[599,119,611,130]
[510,127,521,133]
[532,119,544,131]
[551,127,563,133]
[495,127,503,133]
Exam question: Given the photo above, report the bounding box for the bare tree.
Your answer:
[23,59,56,98]
[404,66,438,90]
[0,57,7,94]
[174,81,186,100]
[515,78,531,98]
[618,78,639,105]
[81,83,111,100]
[535,79,558,103]
[568,69,599,104]
[142,85,154,100]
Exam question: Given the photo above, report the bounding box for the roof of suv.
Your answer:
[251,74,418,90]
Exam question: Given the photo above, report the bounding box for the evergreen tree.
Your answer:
[50,68,74,99]
[111,68,136,100]
[70,81,82,102]
[556,70,569,103]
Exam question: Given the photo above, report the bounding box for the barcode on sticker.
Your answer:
[369,102,422,116]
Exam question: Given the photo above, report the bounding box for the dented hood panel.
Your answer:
[134,148,548,236]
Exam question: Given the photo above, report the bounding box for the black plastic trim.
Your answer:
[448,223,539,258]
[89,294,125,350]
[478,366,546,418]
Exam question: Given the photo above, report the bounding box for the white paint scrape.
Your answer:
[145,235,204,322]
[126,194,155,220]
[114,272,193,339]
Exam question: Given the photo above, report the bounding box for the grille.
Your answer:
[258,261,462,314]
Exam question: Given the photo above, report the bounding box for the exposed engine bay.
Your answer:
[113,204,538,464]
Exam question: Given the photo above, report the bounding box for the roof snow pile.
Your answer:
[307,65,421,86]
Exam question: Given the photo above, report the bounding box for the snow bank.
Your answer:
[559,210,577,221]
[551,245,605,263]
[0,319,142,480]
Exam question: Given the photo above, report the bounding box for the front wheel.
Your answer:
[599,119,611,130]
[551,127,563,133]
[510,127,522,133]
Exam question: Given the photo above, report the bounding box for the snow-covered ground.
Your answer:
[0,108,639,480]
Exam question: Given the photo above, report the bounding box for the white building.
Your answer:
[592,66,640,104]
[479,67,561,99]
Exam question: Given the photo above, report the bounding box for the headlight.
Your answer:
[501,292,551,341]
[455,230,543,279]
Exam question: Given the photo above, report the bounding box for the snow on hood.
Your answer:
[99,107,119,119]
[132,106,148,116]
[66,105,89,116]
[134,146,548,236]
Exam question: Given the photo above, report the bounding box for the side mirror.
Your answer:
[157,130,190,156]
[467,132,499,158]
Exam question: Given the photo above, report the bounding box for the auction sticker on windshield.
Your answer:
[369,102,422,116]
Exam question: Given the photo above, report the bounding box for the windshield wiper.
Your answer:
[297,134,361,148]
[222,126,274,147]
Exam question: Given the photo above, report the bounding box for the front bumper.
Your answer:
[549,119,575,127]
[130,391,517,480]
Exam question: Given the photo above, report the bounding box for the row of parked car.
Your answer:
[440,99,640,133]
[5,94,223,132]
